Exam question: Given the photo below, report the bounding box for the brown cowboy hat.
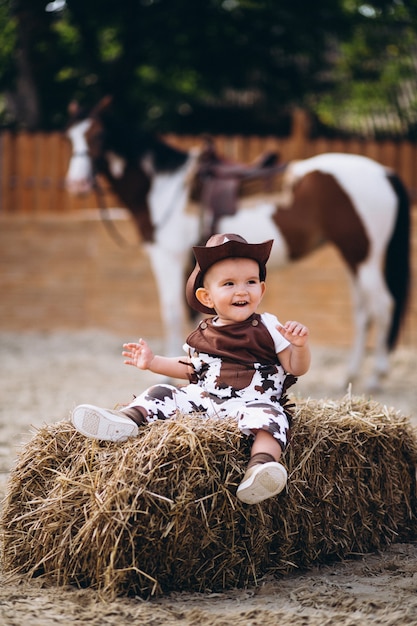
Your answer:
[185,233,273,315]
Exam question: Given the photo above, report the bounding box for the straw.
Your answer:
[1,394,416,599]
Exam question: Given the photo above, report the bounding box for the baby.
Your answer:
[72,233,310,504]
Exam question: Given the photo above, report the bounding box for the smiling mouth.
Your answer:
[233,301,249,307]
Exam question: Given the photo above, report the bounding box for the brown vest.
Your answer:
[185,313,281,390]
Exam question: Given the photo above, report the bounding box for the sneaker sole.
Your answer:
[72,404,139,442]
[236,462,287,504]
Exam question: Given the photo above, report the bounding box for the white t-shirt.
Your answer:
[259,312,290,354]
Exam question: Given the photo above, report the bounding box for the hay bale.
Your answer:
[1,395,417,599]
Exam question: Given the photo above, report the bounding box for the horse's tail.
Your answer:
[385,172,411,350]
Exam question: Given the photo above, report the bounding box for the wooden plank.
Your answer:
[330,138,349,153]
[0,131,16,214]
[0,133,4,213]
[16,132,36,213]
[397,141,414,194]
[309,137,331,156]
[35,133,51,213]
[380,140,398,169]
[0,132,16,215]
[345,137,364,155]
[362,139,380,162]
[277,137,294,163]
[51,132,69,213]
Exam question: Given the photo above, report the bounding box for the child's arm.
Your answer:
[276,321,310,376]
[122,339,191,379]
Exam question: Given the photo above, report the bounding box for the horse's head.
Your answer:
[65,96,114,196]
[64,96,158,241]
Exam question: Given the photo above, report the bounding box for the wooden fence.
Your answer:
[2,111,417,213]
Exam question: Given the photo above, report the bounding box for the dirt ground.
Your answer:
[1,330,417,625]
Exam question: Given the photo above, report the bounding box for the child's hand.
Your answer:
[277,321,309,347]
[122,338,154,370]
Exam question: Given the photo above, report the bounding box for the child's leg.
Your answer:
[250,429,282,461]
[233,403,290,505]
[71,382,183,441]
[72,382,210,441]
[236,430,288,505]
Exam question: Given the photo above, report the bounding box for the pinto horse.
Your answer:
[65,97,411,389]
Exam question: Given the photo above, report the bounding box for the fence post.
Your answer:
[0,132,3,213]
[289,108,311,159]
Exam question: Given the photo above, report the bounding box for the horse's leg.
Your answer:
[364,268,393,390]
[344,273,369,388]
[346,262,393,391]
[146,244,187,356]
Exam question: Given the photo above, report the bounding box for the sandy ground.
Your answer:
[1,330,417,625]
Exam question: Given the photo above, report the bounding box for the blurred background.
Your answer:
[2,0,417,136]
[0,0,416,341]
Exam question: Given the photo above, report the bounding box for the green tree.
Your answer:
[311,0,417,137]
[1,0,416,136]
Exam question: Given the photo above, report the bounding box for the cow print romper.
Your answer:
[125,312,296,451]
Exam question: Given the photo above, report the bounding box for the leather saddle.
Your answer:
[194,137,287,238]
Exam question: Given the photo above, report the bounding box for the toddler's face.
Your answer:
[196,257,265,325]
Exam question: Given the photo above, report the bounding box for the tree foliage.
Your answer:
[1,0,417,136]
[311,0,417,138]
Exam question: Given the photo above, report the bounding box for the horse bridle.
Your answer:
[69,147,140,248]
[86,150,195,247]
[92,175,138,248]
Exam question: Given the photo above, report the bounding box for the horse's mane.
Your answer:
[150,137,189,173]
[97,109,189,173]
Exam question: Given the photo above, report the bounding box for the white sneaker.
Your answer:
[236,461,287,504]
[71,404,139,441]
